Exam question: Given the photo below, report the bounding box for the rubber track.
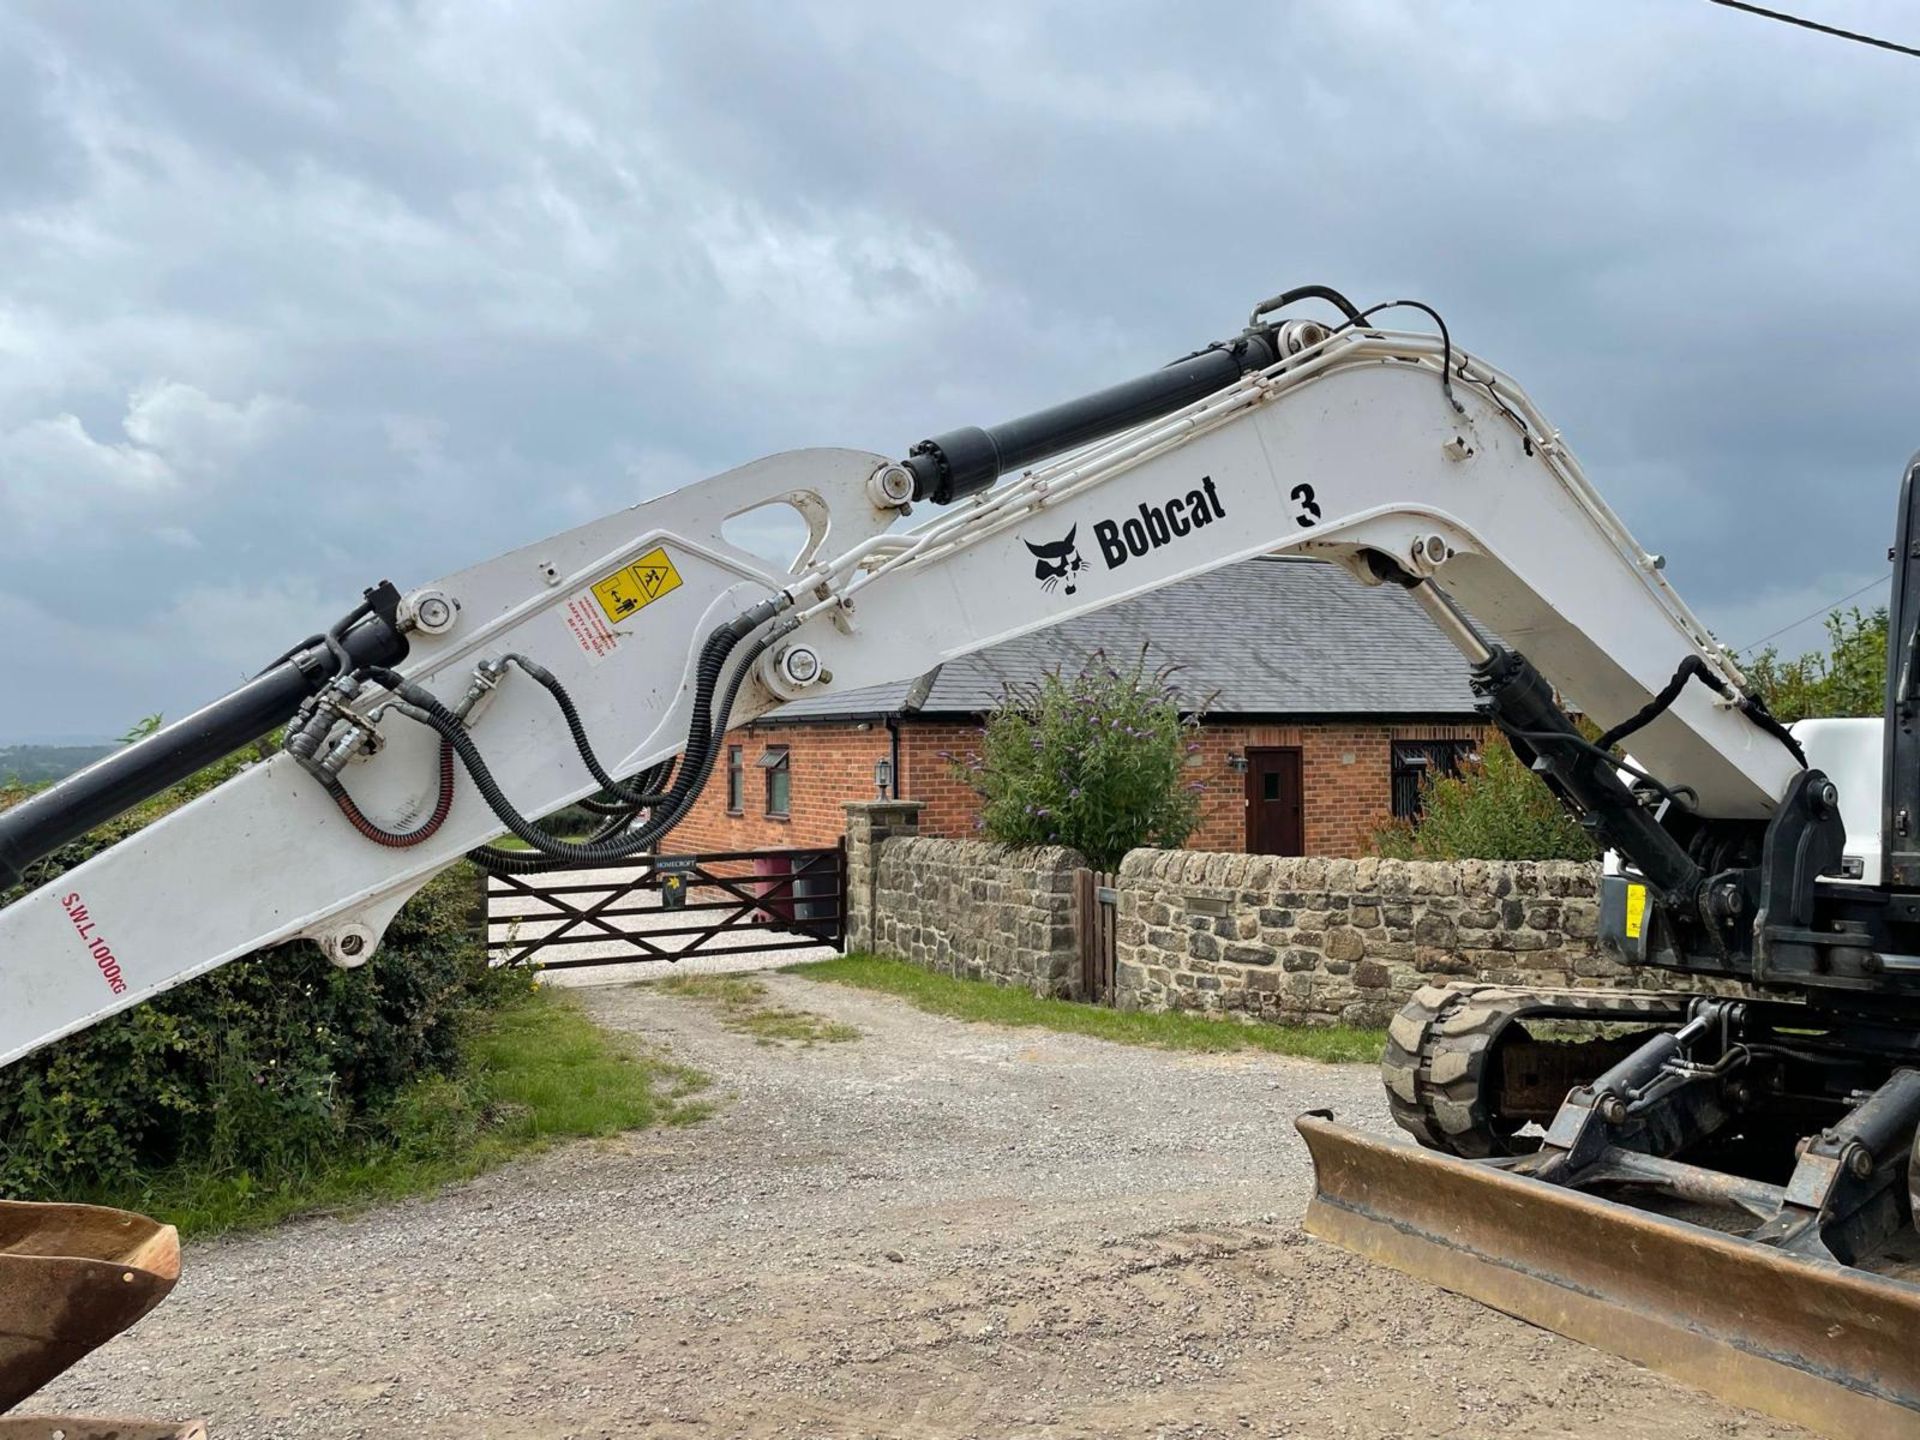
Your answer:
[1381,983,1696,1158]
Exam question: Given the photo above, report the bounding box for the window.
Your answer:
[759,745,791,817]
[1391,740,1477,821]
[725,745,744,814]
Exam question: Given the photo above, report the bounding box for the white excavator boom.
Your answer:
[0,321,1798,1071]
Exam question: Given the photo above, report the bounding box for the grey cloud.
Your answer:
[2,0,1916,739]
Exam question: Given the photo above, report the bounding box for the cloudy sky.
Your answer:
[2,1,1915,741]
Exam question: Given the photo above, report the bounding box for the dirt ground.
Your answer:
[34,973,1811,1440]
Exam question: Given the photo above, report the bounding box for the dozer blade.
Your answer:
[0,1201,179,1413]
[1297,1113,1920,1440]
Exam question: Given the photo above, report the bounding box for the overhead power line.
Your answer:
[1732,571,1892,655]
[1706,1,1920,60]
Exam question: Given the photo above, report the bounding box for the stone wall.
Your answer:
[843,800,926,955]
[1113,850,1619,1027]
[845,806,1639,1024]
[868,835,1085,996]
[847,802,1085,995]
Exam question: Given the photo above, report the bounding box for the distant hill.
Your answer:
[0,744,116,786]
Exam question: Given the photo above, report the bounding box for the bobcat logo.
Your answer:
[1025,526,1087,596]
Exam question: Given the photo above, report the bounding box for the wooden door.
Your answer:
[1246,747,1304,856]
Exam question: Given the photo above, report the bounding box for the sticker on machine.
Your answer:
[562,547,686,666]
[1624,883,1647,940]
[562,593,621,665]
[592,547,684,622]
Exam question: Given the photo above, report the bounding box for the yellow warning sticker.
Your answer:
[591,547,684,623]
[1625,882,1647,940]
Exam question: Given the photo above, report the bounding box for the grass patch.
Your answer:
[729,1008,861,1046]
[787,954,1384,1064]
[80,987,708,1238]
[656,974,768,1008]
[650,973,860,1047]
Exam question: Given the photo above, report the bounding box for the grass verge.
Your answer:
[652,973,860,1047]
[85,986,709,1238]
[787,954,1384,1064]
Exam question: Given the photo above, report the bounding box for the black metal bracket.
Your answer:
[1752,768,1853,985]
[1526,1001,1747,1184]
[1751,1068,1920,1264]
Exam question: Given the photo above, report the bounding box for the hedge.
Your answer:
[0,751,515,1197]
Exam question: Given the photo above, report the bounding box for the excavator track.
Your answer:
[1381,982,1696,1157]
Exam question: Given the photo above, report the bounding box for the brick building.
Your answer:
[668,557,1487,857]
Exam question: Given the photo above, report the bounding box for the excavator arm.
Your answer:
[0,299,1800,1069]
[8,287,1920,1437]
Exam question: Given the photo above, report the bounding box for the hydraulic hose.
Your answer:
[324,600,374,681]
[1594,655,1808,769]
[494,627,777,871]
[368,598,784,870]
[325,737,457,847]
[394,629,774,870]
[499,653,668,806]
[465,765,668,872]
[575,765,672,814]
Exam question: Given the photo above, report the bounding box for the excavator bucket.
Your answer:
[1297,1114,1920,1440]
[0,1201,179,1413]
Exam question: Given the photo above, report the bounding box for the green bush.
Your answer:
[0,753,514,1199]
[953,651,1205,869]
[1370,733,1597,862]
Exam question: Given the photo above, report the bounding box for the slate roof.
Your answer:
[771,556,1484,722]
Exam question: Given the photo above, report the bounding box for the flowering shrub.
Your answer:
[952,651,1205,869]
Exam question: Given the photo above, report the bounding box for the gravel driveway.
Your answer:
[34,972,1810,1439]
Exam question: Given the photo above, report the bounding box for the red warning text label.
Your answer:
[62,892,129,995]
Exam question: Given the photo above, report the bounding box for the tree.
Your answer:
[954,652,1205,869]
[1371,733,1597,862]
[1740,606,1887,723]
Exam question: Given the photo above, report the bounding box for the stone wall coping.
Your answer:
[879,835,1087,872]
[1115,846,1599,890]
[845,799,927,817]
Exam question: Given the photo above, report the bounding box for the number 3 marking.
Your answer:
[1292,482,1322,528]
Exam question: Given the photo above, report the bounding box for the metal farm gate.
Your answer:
[486,844,846,972]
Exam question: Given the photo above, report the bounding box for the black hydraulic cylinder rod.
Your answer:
[0,618,407,891]
[903,332,1280,504]
[1472,646,1705,905]
[1589,1030,1685,1103]
[1832,1066,1920,1160]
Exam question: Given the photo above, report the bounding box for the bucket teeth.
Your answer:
[1299,1113,1920,1440]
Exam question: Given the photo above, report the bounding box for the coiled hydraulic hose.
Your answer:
[325,737,458,847]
